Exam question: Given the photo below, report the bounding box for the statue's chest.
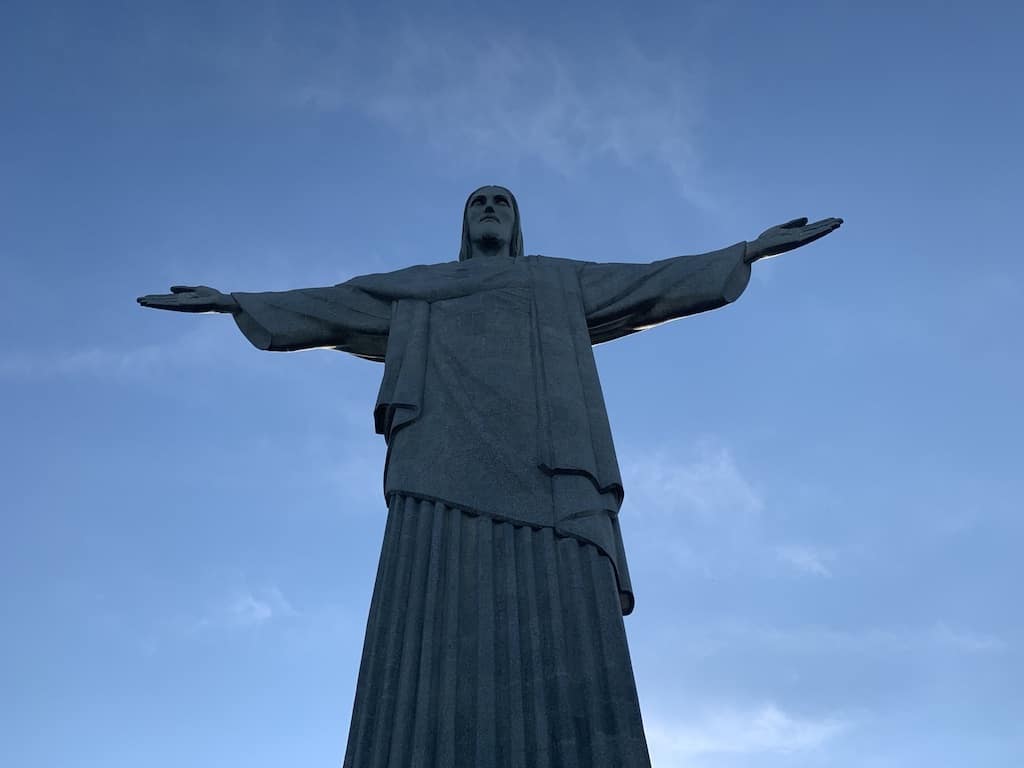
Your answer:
[426,285,536,398]
[385,284,546,508]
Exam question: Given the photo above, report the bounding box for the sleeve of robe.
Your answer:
[578,241,752,344]
[229,282,391,361]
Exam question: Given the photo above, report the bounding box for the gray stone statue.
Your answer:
[138,186,841,767]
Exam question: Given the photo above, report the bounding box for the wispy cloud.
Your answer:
[621,441,765,576]
[622,441,850,583]
[228,586,296,627]
[646,703,850,766]
[146,579,368,658]
[624,442,764,523]
[220,18,712,206]
[190,585,297,634]
[776,544,835,578]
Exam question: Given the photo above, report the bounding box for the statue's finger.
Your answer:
[170,285,198,293]
[803,222,834,235]
[782,217,809,229]
[139,294,185,307]
[803,219,840,234]
[808,217,842,229]
[799,229,834,247]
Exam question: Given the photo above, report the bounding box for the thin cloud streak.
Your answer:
[673,621,1007,657]
[646,703,850,766]
[1,323,249,380]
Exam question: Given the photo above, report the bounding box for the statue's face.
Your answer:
[466,186,515,248]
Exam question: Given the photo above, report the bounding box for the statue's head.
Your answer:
[459,185,524,261]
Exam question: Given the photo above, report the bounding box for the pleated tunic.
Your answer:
[343,496,650,767]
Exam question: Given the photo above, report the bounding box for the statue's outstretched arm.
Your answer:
[580,216,842,344]
[137,282,391,361]
[579,242,750,345]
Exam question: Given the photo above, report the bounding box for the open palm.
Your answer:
[746,217,843,263]
[136,285,238,313]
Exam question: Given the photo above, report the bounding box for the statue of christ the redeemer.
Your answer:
[138,186,842,767]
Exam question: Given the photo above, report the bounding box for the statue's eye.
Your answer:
[496,197,509,206]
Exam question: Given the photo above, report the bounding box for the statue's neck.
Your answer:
[469,237,511,260]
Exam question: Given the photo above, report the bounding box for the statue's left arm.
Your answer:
[580,242,750,344]
[580,216,842,344]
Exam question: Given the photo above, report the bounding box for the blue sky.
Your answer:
[2,1,1022,766]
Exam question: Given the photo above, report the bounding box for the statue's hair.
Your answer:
[459,185,525,262]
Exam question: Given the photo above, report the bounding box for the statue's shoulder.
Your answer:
[345,259,459,285]
[392,260,462,276]
[526,254,581,270]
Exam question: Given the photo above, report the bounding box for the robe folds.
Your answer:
[231,243,751,616]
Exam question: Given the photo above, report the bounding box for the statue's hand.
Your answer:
[745,216,843,263]
[137,285,239,313]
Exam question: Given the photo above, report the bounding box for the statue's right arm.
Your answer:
[138,281,391,361]
[230,283,390,360]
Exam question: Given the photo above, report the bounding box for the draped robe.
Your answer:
[230,243,751,616]
[229,244,750,765]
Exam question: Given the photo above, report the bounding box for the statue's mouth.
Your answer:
[481,215,499,222]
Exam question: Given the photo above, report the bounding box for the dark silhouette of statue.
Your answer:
[138,186,842,767]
